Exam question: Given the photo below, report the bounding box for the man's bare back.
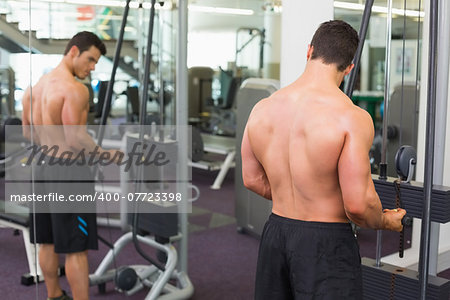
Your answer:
[242,58,405,231]
[27,72,87,124]
[245,80,362,223]
[22,45,102,156]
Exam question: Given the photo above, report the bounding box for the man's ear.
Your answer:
[343,63,354,76]
[306,44,314,60]
[68,45,80,57]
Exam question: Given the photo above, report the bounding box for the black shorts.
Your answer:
[30,212,98,253]
[29,155,98,253]
[255,213,362,300]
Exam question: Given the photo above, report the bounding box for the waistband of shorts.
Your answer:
[269,213,352,230]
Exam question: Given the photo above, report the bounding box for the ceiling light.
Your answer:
[21,0,170,10]
[334,1,424,18]
[188,5,254,16]
[10,0,251,15]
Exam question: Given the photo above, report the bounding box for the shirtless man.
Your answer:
[22,31,118,300]
[241,20,406,299]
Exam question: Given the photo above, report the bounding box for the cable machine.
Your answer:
[345,0,450,299]
[90,1,194,299]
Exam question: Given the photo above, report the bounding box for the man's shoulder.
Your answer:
[331,90,369,118]
[63,80,89,98]
[250,96,271,115]
[39,71,81,90]
[338,101,374,140]
[253,88,285,109]
[65,77,87,89]
[345,102,372,123]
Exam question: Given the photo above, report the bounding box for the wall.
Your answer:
[280,0,334,87]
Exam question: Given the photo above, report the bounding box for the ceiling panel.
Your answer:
[334,0,423,11]
[189,0,422,11]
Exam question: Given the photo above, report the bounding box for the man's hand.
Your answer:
[382,208,407,232]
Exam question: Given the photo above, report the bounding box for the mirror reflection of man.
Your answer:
[22,31,120,300]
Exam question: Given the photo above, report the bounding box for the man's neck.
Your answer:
[301,60,344,87]
[56,56,75,77]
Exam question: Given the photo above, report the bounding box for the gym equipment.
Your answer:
[126,86,140,123]
[419,2,447,296]
[201,76,240,137]
[89,1,194,298]
[378,0,394,181]
[190,126,203,163]
[95,80,110,119]
[394,146,415,258]
[0,143,44,285]
[365,0,397,269]
[188,67,240,137]
[189,130,236,190]
[395,145,416,183]
[188,67,214,122]
[235,27,265,77]
[234,78,279,236]
[114,266,137,291]
[186,68,239,189]
[361,257,450,300]
[0,201,45,286]
[90,231,189,297]
[0,67,15,117]
[0,117,24,171]
[345,0,373,98]
[386,84,420,177]
[373,178,450,224]
[358,0,450,298]
[0,66,20,156]
[91,126,198,297]
[0,120,67,285]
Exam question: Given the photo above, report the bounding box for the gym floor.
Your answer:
[1,168,449,299]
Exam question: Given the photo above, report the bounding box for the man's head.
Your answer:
[308,20,359,73]
[64,31,106,56]
[64,31,106,79]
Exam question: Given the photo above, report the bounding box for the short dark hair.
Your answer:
[310,20,359,72]
[64,31,106,56]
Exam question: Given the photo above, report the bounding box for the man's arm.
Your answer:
[61,83,98,150]
[61,83,120,159]
[241,124,272,200]
[338,108,405,231]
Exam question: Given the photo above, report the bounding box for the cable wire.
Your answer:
[399,0,407,148]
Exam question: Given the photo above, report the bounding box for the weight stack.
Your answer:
[362,257,450,300]
[372,176,450,223]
